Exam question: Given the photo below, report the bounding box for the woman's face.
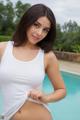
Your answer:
[26,16,51,45]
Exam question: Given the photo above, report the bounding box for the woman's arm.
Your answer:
[28,51,66,103]
[45,51,66,102]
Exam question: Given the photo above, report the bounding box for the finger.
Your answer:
[29,90,43,100]
[28,91,31,97]
[29,92,37,99]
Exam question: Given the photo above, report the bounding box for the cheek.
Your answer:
[42,32,48,39]
[30,26,36,32]
[27,26,34,34]
[26,29,32,37]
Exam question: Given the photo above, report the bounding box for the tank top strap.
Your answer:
[0,41,13,63]
[36,48,45,73]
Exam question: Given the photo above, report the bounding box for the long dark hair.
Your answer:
[12,4,56,53]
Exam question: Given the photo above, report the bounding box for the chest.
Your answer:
[0,58,45,89]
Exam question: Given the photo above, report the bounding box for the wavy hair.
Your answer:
[12,4,56,52]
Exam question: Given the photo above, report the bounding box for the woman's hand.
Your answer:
[28,89,49,103]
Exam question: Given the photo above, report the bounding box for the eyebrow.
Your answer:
[35,21,50,29]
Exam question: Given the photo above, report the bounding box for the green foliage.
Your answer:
[15,1,31,24]
[0,0,31,35]
[54,21,80,53]
[0,35,11,42]
[71,45,80,53]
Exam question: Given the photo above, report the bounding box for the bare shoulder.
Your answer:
[0,41,8,59]
[45,51,59,65]
[44,51,59,73]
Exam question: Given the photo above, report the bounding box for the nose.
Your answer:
[37,28,42,36]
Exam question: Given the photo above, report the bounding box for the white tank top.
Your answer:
[0,41,49,120]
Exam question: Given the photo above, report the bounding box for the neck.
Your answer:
[23,41,39,50]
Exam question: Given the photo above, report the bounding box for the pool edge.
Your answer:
[60,68,80,76]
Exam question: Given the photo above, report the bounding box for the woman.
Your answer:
[0,4,66,120]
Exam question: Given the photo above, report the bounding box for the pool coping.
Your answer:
[60,68,80,76]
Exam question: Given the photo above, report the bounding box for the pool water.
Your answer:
[0,91,3,114]
[0,71,80,120]
[43,71,80,120]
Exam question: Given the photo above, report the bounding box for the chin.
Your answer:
[31,40,40,44]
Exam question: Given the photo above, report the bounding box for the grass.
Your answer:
[0,35,11,42]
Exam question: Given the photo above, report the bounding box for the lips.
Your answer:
[32,35,41,41]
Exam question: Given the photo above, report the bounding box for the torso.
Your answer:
[11,101,52,120]
[0,41,52,120]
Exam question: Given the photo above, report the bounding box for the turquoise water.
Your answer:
[0,71,80,120]
[43,71,80,120]
[0,91,3,114]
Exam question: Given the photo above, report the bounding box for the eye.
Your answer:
[33,23,40,28]
[43,28,50,33]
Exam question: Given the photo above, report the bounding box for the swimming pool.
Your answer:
[0,71,80,120]
[43,71,80,120]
